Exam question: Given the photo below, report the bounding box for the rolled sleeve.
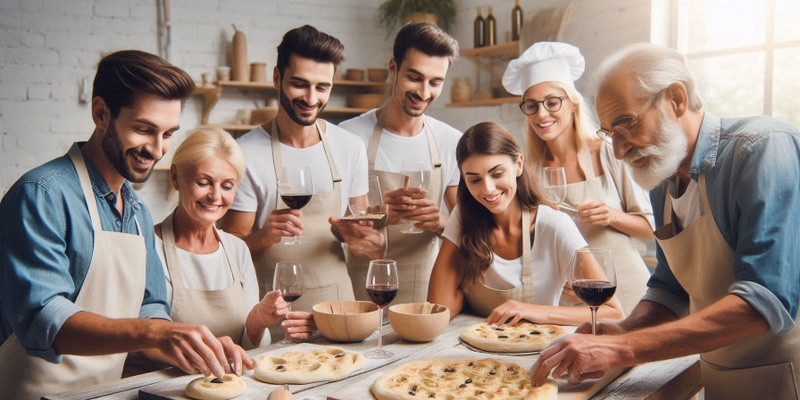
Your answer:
[24,297,84,362]
[730,281,795,335]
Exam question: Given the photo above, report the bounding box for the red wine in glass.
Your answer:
[281,194,312,210]
[366,284,398,307]
[281,292,303,303]
[572,279,616,307]
[273,262,304,344]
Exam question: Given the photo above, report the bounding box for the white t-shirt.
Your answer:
[442,205,587,306]
[155,231,259,311]
[230,121,369,231]
[339,109,462,206]
[671,178,701,228]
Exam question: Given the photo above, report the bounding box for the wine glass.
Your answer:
[273,261,305,344]
[348,175,388,230]
[279,166,313,245]
[399,160,430,234]
[569,248,617,335]
[364,259,399,359]
[542,166,567,206]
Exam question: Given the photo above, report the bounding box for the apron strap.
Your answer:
[520,208,537,304]
[270,119,341,209]
[68,144,103,233]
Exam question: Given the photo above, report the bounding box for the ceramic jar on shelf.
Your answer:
[451,76,473,103]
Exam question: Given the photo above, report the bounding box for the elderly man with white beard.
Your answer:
[530,43,800,400]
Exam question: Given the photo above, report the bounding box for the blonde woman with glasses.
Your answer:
[502,42,654,315]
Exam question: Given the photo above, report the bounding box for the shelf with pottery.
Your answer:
[192,79,391,129]
[446,41,522,108]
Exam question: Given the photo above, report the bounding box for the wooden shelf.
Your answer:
[460,41,521,59]
[446,96,522,108]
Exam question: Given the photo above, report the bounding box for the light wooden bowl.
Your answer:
[312,301,379,342]
[344,68,365,81]
[367,68,389,82]
[346,93,386,109]
[388,302,449,342]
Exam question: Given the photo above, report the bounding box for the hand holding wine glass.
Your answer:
[399,160,430,234]
[273,261,305,344]
[569,248,617,335]
[542,166,567,207]
[364,259,399,359]
[347,175,388,230]
[279,166,313,245]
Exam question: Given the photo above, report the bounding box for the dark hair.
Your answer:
[276,25,345,77]
[455,122,543,287]
[393,22,459,68]
[92,50,194,118]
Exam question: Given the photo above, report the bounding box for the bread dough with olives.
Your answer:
[254,346,365,384]
[184,374,246,400]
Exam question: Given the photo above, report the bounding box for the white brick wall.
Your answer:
[0,0,653,221]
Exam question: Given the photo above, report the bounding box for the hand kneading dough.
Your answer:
[185,374,246,400]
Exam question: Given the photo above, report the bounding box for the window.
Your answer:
[675,0,800,127]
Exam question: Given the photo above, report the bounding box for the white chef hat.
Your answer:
[502,42,585,95]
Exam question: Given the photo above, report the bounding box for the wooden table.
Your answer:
[45,314,702,400]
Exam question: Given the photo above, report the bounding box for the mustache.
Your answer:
[130,148,156,162]
[406,92,432,103]
[293,99,321,109]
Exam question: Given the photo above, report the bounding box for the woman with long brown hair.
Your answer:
[428,122,623,326]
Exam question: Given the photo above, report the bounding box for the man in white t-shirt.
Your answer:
[219,25,368,341]
[333,22,461,304]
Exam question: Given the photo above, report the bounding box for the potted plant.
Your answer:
[378,0,456,33]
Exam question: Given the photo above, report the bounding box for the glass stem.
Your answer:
[284,303,292,342]
[377,307,384,350]
[590,306,598,335]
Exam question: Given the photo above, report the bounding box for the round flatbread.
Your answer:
[371,357,558,400]
[254,346,365,384]
[460,322,567,353]
[184,374,246,400]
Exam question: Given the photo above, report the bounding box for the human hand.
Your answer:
[384,187,424,225]
[575,200,618,227]
[574,319,627,335]
[283,311,316,340]
[486,300,538,326]
[257,290,289,326]
[264,209,304,244]
[155,321,254,377]
[529,333,619,386]
[403,197,444,232]
[329,216,387,259]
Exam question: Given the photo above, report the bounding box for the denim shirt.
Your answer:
[0,143,170,362]
[642,113,800,335]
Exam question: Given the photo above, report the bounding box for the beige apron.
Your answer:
[345,110,444,304]
[562,150,650,315]
[463,209,537,317]
[125,211,250,376]
[256,120,355,341]
[0,144,148,399]
[655,175,800,399]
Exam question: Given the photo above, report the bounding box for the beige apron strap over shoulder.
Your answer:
[656,174,800,399]
[463,208,538,317]
[348,109,443,303]
[258,119,353,342]
[0,143,148,399]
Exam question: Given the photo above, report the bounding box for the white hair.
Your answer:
[170,128,246,182]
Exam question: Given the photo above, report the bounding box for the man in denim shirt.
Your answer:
[531,43,799,399]
[0,50,254,399]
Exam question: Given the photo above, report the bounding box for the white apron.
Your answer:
[562,150,649,315]
[655,175,800,399]
[257,120,355,341]
[345,109,444,304]
[124,211,250,376]
[0,143,147,399]
[463,209,537,317]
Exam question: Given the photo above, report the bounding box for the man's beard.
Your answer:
[102,120,156,183]
[623,106,688,190]
[279,85,324,127]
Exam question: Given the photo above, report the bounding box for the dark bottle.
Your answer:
[512,0,523,41]
[485,6,497,46]
[473,6,485,48]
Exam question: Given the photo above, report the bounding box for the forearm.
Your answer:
[622,295,769,364]
[618,299,680,331]
[53,312,170,355]
[428,287,463,320]
[609,210,654,241]
[245,304,274,346]
[242,228,277,255]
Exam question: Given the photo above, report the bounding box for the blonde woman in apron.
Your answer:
[428,122,623,326]
[125,129,286,376]
[501,42,654,316]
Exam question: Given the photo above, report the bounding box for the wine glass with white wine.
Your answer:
[399,160,430,234]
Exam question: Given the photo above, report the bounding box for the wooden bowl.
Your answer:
[344,68,365,81]
[312,301,379,342]
[367,68,389,82]
[249,107,278,125]
[346,93,386,109]
[388,303,450,342]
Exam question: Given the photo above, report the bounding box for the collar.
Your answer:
[77,142,143,212]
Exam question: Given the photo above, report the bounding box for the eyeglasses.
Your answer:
[518,96,565,115]
[596,93,662,144]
